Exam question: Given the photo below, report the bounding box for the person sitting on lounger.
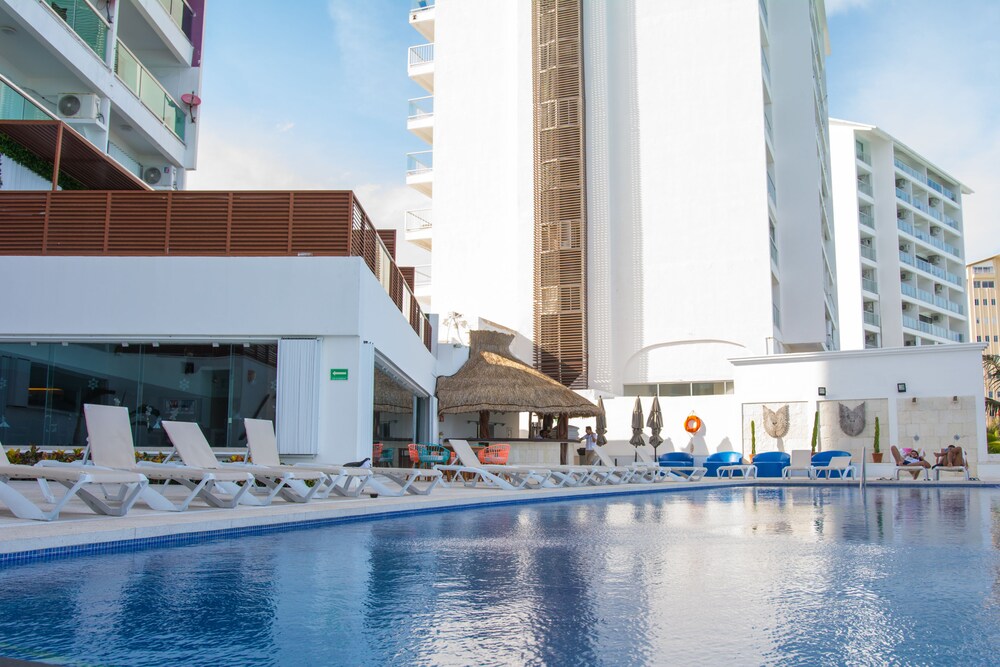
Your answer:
[932,445,965,469]
[902,448,928,466]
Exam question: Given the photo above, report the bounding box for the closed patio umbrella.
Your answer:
[647,396,664,460]
[629,397,646,462]
[595,396,608,446]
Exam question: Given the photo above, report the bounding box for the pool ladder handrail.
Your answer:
[860,446,867,490]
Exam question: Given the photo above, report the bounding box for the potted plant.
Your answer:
[872,416,883,463]
[810,410,819,454]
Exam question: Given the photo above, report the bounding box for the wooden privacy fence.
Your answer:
[0,190,432,349]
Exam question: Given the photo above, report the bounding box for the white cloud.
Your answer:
[275,121,295,134]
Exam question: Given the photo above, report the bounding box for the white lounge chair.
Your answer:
[933,447,971,481]
[592,447,646,484]
[435,439,553,490]
[642,450,708,482]
[242,418,442,497]
[782,450,813,479]
[162,420,329,504]
[811,455,856,479]
[0,444,147,521]
[82,404,257,511]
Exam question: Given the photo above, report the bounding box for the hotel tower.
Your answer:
[406,0,837,398]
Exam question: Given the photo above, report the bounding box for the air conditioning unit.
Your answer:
[896,178,907,188]
[900,272,911,281]
[929,255,941,265]
[56,93,101,121]
[934,284,944,294]
[931,314,942,323]
[142,165,176,190]
[929,197,940,206]
[902,303,913,311]
[904,340,916,346]
[899,243,911,253]
[930,226,942,235]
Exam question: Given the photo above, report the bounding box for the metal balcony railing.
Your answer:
[47,0,110,59]
[409,43,434,67]
[155,0,196,42]
[405,209,433,232]
[406,151,433,175]
[115,40,186,141]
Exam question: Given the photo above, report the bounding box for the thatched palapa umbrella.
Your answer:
[436,331,602,440]
[629,397,646,462]
[374,368,413,414]
[595,396,608,446]
[647,396,664,460]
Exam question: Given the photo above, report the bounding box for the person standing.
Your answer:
[580,426,599,465]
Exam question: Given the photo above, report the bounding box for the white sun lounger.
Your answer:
[811,455,856,479]
[435,440,553,490]
[82,404,257,511]
[242,418,442,497]
[592,447,645,484]
[635,449,707,482]
[163,420,329,504]
[782,450,813,479]
[0,444,148,521]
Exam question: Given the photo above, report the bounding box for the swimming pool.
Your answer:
[1,486,998,666]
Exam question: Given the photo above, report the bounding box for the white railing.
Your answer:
[409,43,434,67]
[413,264,431,288]
[405,209,433,232]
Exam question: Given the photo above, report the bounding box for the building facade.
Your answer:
[0,0,205,190]
[969,255,999,356]
[830,119,970,350]
[406,0,837,396]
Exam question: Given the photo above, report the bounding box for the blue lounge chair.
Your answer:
[811,450,856,479]
[752,451,790,478]
[703,451,744,477]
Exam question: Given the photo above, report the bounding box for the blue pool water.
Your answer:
[1,486,1000,666]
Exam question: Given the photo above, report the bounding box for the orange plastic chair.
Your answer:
[407,443,421,468]
[373,442,383,461]
[477,443,510,465]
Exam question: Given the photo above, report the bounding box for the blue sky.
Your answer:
[189,0,998,264]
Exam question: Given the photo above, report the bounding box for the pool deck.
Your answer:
[1,474,995,561]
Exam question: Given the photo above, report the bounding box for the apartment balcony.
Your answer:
[45,0,110,59]
[154,0,196,43]
[859,211,875,229]
[896,220,962,259]
[409,0,435,41]
[859,243,876,262]
[863,311,880,327]
[898,251,963,287]
[406,151,433,197]
[901,314,963,342]
[900,283,965,317]
[404,209,433,251]
[114,40,187,142]
[856,147,871,165]
[858,180,874,198]
[766,171,776,205]
[407,96,434,144]
[408,43,435,93]
[862,278,878,295]
[895,157,958,203]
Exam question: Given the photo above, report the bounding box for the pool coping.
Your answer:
[2,477,996,566]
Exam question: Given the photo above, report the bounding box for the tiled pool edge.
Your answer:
[2,478,996,567]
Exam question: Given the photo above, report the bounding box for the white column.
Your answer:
[315,337,375,463]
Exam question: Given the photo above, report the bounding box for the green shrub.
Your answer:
[750,420,756,460]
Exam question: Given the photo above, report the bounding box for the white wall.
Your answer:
[829,121,865,349]
[430,0,535,340]
[0,255,437,464]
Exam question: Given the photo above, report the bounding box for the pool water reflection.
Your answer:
[1,486,999,666]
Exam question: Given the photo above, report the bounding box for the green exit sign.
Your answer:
[330,368,349,381]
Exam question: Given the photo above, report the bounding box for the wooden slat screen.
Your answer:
[0,190,433,350]
[532,0,588,388]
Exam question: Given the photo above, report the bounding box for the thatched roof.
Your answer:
[374,368,413,413]
[436,330,601,417]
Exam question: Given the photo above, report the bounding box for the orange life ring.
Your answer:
[684,414,702,434]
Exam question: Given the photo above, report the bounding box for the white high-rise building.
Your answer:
[0,0,206,189]
[406,0,836,395]
[829,119,970,350]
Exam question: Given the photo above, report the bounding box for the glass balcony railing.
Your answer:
[406,151,433,175]
[411,0,435,10]
[856,148,871,165]
[759,0,768,26]
[862,278,878,294]
[942,213,960,231]
[772,304,781,329]
[115,40,186,141]
[760,47,771,81]
[155,0,195,43]
[769,238,778,265]
[896,157,959,202]
[408,96,433,119]
[899,251,962,287]
[896,220,962,258]
[48,0,109,59]
[900,283,965,316]
[405,209,432,232]
[860,244,876,261]
[766,172,776,203]
[858,180,873,197]
[0,79,54,121]
[859,211,875,228]
[895,187,911,204]
[863,311,880,326]
[902,315,961,341]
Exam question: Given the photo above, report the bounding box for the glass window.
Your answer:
[0,342,277,451]
[623,384,656,396]
[659,383,691,397]
[692,382,728,396]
